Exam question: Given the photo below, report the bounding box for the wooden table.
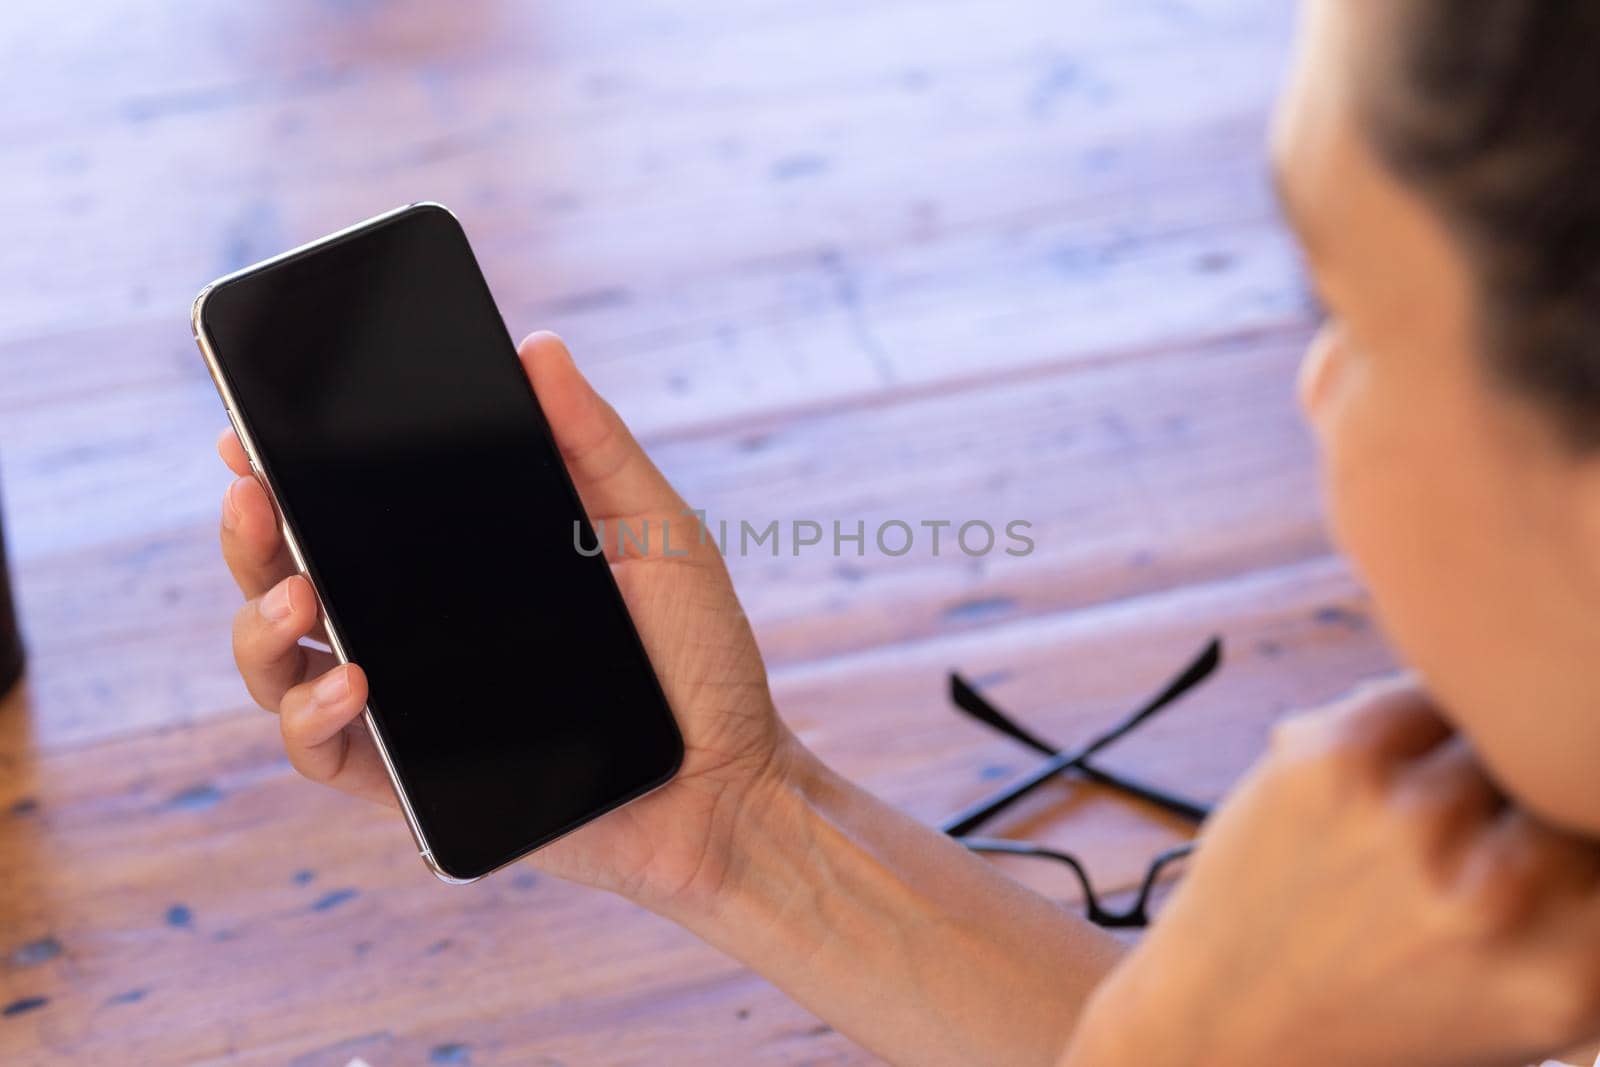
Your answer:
[0,1,1395,1062]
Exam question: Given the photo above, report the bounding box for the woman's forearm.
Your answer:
[643,738,1125,1067]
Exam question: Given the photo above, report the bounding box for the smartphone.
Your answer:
[191,203,684,883]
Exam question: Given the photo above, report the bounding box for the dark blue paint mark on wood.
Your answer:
[1027,60,1085,119]
[736,433,773,453]
[165,904,193,928]
[121,85,248,123]
[544,287,631,315]
[1081,145,1119,172]
[292,869,316,886]
[1050,242,1113,280]
[942,596,1017,624]
[770,154,830,181]
[9,796,38,816]
[311,888,358,912]
[218,200,282,276]
[106,988,147,1006]
[1313,605,1366,631]
[509,870,538,891]
[3,996,47,1017]
[167,782,222,812]
[11,937,62,966]
[430,1042,470,1064]
[319,0,389,17]
[979,764,1014,782]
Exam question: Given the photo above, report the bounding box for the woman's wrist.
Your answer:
[648,732,959,969]
[621,727,821,923]
[634,729,1125,1066]
[642,731,855,949]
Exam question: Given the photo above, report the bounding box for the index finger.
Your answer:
[1273,676,1452,774]
[221,473,298,600]
[1330,677,1453,763]
[218,426,251,477]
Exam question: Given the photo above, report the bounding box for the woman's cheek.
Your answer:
[1304,328,1441,688]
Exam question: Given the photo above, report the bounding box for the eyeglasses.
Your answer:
[940,637,1221,928]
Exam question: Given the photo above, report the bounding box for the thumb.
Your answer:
[518,331,686,523]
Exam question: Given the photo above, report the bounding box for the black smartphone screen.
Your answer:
[197,204,683,881]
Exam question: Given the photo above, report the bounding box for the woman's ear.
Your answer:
[1297,323,1343,427]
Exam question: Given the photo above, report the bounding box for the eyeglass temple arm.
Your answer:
[949,671,1059,753]
[949,636,1221,761]
[1075,763,1211,823]
[950,666,1214,823]
[1072,636,1222,761]
[939,637,1222,837]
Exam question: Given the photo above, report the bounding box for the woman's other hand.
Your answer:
[1066,683,1600,1067]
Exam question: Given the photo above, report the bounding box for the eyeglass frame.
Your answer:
[940,637,1221,928]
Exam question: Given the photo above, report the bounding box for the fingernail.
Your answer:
[259,579,294,622]
[313,667,349,705]
[223,479,244,529]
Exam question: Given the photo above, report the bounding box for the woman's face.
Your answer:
[1275,0,1600,833]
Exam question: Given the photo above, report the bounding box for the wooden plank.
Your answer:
[0,166,1302,434]
[0,176,1306,567]
[5,326,1324,751]
[682,327,1326,662]
[0,552,1388,1066]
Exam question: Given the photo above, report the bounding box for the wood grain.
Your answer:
[0,0,1386,1064]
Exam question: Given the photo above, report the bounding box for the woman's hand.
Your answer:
[218,331,792,909]
[1065,683,1600,1067]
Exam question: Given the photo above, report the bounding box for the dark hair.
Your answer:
[1366,1,1600,447]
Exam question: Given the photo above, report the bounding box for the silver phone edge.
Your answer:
[191,201,477,886]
